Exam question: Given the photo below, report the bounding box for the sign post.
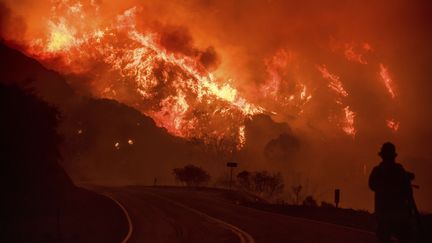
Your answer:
[226,162,238,189]
[334,189,340,208]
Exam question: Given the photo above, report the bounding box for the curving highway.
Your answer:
[100,187,378,243]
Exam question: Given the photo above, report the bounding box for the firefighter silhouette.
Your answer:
[369,142,418,243]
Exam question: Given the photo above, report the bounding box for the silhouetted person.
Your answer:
[369,142,415,243]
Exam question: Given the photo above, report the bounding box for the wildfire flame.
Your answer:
[318,65,356,137]
[379,63,396,99]
[25,2,263,146]
[260,49,312,115]
[317,65,349,98]
[4,0,403,146]
[343,42,371,64]
[343,106,356,138]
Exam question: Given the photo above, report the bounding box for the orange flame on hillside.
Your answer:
[379,63,396,99]
[343,106,356,138]
[343,42,370,64]
[25,2,263,145]
[317,65,348,98]
[317,65,356,136]
[3,0,404,144]
[260,49,312,115]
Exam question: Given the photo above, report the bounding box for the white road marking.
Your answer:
[105,195,133,243]
[146,191,255,243]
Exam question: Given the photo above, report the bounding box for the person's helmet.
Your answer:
[378,142,397,159]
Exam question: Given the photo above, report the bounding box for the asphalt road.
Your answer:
[101,187,378,243]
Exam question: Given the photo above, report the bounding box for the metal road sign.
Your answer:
[227,162,238,167]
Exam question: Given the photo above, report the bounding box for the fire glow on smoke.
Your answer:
[7,0,401,146]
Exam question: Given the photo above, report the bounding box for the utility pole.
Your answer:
[226,162,238,189]
[57,197,62,243]
[334,189,340,208]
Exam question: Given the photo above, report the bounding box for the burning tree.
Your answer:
[172,164,210,187]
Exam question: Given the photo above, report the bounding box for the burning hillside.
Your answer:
[5,1,267,147]
[0,0,402,147]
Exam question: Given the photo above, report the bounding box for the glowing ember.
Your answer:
[386,119,400,132]
[379,64,396,99]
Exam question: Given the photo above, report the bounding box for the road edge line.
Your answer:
[105,195,133,243]
[146,191,255,243]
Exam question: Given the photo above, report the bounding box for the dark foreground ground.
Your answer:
[0,187,128,243]
[97,186,380,243]
[3,185,430,242]
[243,201,432,235]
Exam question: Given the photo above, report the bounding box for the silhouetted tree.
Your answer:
[237,170,252,191]
[303,195,318,207]
[265,172,284,198]
[236,170,284,198]
[172,164,210,187]
[189,135,237,165]
[291,185,303,205]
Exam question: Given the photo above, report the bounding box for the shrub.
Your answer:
[236,170,284,198]
[173,164,210,187]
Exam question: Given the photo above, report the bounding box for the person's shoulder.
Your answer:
[374,162,386,170]
[394,162,406,171]
[370,163,382,174]
[373,161,396,173]
[395,162,415,179]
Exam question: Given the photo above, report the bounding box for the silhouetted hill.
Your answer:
[61,96,193,184]
[0,83,128,242]
[0,83,73,200]
[0,42,75,107]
